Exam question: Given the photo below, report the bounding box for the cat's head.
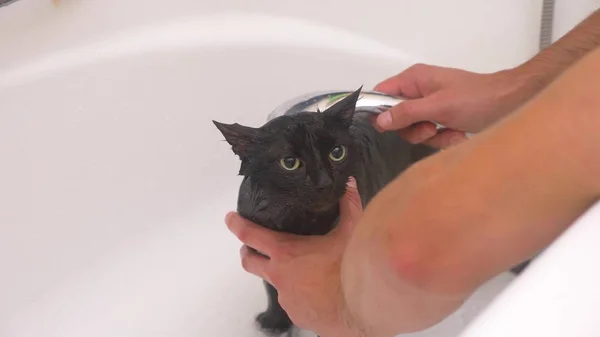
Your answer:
[213,87,362,212]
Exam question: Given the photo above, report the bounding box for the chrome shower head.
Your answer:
[0,0,21,8]
[267,89,407,121]
[268,89,472,137]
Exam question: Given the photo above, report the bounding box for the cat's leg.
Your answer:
[256,280,294,334]
[510,259,532,274]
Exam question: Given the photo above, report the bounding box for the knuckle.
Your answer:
[271,241,294,261]
[410,62,424,70]
[410,63,429,73]
[399,101,419,119]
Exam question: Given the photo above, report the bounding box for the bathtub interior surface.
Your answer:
[0,13,523,337]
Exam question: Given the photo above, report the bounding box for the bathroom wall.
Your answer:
[0,0,598,77]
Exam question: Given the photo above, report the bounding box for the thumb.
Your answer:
[373,63,436,98]
[375,92,450,131]
[337,176,363,234]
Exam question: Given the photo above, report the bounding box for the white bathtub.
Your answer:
[1,1,600,336]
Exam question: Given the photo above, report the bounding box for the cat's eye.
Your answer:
[329,145,346,162]
[280,157,301,170]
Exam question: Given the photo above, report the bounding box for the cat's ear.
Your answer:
[213,120,259,156]
[323,86,362,128]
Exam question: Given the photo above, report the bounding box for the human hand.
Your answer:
[372,63,536,148]
[224,177,364,337]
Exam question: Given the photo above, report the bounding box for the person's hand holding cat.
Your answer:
[225,177,365,337]
[372,63,545,148]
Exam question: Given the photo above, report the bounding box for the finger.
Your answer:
[239,245,271,280]
[368,114,385,132]
[374,73,421,98]
[340,177,363,217]
[336,177,363,235]
[397,122,439,144]
[422,129,468,149]
[225,212,287,257]
[373,63,433,98]
[375,94,448,131]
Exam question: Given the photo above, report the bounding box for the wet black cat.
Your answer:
[213,87,437,335]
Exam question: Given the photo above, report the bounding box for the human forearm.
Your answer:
[511,8,600,94]
[459,42,600,275]
[340,49,600,336]
[431,48,600,293]
[484,8,600,128]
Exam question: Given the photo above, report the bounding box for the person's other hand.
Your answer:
[372,63,535,148]
[224,177,365,337]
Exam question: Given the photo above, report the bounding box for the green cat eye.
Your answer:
[280,157,301,171]
[329,145,346,162]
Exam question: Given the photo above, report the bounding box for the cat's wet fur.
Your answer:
[214,87,529,335]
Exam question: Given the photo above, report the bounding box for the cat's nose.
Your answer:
[316,184,331,192]
[314,173,333,191]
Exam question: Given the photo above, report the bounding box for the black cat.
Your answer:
[214,87,529,335]
[214,87,437,334]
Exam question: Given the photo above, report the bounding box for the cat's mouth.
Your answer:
[306,192,344,212]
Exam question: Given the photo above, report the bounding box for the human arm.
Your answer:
[373,8,600,148]
[521,7,600,89]
[340,47,600,337]
[225,50,600,337]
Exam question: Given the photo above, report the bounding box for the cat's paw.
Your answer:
[255,311,294,335]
